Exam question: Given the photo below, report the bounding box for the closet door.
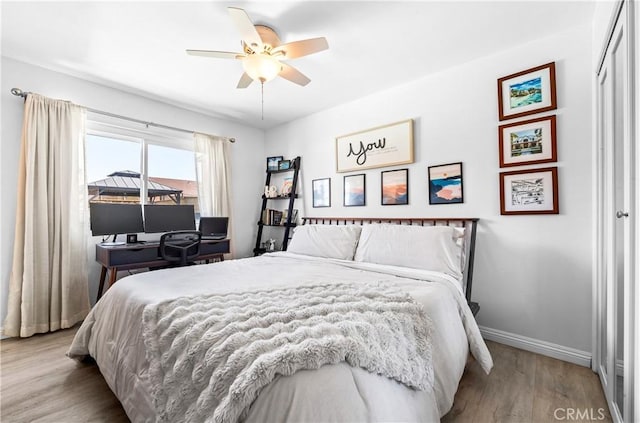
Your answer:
[595,1,634,422]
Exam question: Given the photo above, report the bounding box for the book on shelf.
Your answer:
[261,208,281,225]
[262,208,299,226]
[272,210,283,226]
[281,208,299,225]
[261,208,270,225]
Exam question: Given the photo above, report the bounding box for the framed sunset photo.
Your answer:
[428,162,463,205]
[497,62,557,121]
[343,174,366,207]
[381,169,408,205]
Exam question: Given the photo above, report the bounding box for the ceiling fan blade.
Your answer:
[186,50,244,60]
[228,7,262,49]
[237,72,253,89]
[279,63,311,86]
[273,37,329,59]
[256,25,281,48]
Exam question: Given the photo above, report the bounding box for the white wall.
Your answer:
[265,25,594,353]
[0,57,265,325]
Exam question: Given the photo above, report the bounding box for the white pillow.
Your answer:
[287,225,363,260]
[353,224,463,279]
[453,227,467,272]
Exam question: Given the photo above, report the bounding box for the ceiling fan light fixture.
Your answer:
[242,53,282,83]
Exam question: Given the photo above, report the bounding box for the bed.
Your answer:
[68,217,492,422]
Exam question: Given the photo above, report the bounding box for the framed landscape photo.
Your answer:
[499,115,557,167]
[428,162,463,205]
[277,159,291,170]
[335,119,413,173]
[498,62,557,121]
[381,168,408,205]
[343,174,366,207]
[267,156,283,172]
[500,167,558,215]
[312,178,331,208]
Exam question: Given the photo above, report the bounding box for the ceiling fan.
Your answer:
[187,7,329,88]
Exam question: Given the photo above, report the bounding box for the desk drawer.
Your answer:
[201,240,230,255]
[108,247,159,266]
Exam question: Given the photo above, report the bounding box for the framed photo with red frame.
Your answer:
[500,167,558,215]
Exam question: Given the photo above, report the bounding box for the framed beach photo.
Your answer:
[500,167,558,215]
[343,174,366,207]
[312,178,331,208]
[499,115,557,167]
[381,169,408,205]
[266,156,283,172]
[428,162,463,205]
[498,62,557,121]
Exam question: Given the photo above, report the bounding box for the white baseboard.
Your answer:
[479,326,592,368]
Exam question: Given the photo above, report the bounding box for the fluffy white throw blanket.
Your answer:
[142,282,434,423]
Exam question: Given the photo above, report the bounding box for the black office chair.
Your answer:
[159,231,202,267]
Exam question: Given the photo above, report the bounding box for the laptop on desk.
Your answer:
[199,217,229,240]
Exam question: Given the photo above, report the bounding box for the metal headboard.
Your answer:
[301,217,479,303]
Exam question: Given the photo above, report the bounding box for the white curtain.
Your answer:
[193,132,234,257]
[3,93,90,337]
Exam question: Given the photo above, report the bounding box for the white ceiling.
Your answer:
[1,1,595,129]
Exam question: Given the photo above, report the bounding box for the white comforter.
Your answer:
[68,252,493,422]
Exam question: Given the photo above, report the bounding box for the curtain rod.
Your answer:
[10,88,235,143]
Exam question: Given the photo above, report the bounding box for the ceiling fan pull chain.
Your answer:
[261,81,264,120]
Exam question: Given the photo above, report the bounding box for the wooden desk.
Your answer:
[95,239,230,301]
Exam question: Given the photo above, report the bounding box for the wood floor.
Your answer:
[1,326,611,423]
[1,326,128,422]
[442,341,611,423]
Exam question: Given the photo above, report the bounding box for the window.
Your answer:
[147,144,200,219]
[86,134,142,204]
[85,128,199,222]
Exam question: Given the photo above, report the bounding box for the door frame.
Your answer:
[593,1,636,421]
